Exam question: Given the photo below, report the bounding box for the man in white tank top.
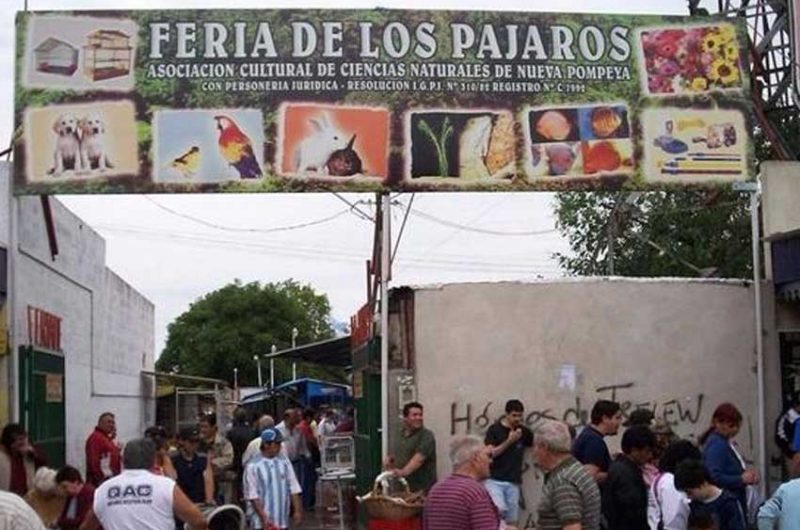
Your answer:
[78,438,207,530]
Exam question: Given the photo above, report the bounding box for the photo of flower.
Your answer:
[639,24,742,95]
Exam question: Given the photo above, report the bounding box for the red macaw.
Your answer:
[213,115,263,179]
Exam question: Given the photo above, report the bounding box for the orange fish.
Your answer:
[582,141,622,174]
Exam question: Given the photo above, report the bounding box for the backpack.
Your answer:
[774,409,798,457]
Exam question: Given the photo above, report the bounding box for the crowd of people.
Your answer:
[5,397,800,530]
[419,398,800,530]
[0,405,354,530]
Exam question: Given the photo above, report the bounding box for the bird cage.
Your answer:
[320,435,355,474]
[83,30,132,81]
[34,38,78,76]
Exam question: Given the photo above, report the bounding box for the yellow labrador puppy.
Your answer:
[79,112,113,172]
[50,112,83,175]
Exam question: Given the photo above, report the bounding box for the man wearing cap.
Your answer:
[244,428,302,530]
[171,427,214,508]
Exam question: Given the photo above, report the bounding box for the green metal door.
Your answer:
[353,338,382,496]
[19,346,66,468]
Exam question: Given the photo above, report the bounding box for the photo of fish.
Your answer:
[578,106,630,140]
[529,108,580,143]
[642,107,748,183]
[525,103,633,179]
[581,140,634,175]
[407,110,515,180]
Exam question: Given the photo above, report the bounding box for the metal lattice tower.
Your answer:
[706,0,799,159]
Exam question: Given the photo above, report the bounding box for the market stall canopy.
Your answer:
[264,336,351,368]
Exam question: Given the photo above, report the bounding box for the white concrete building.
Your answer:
[1,162,155,471]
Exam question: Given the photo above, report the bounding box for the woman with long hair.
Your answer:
[699,403,758,517]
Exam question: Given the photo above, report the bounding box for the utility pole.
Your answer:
[253,355,262,387]
[292,327,298,381]
[270,344,276,387]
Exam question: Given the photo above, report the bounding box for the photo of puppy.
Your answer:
[78,112,113,171]
[25,100,138,184]
[48,112,83,175]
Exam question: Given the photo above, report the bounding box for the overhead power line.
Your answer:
[143,195,353,233]
[405,208,559,237]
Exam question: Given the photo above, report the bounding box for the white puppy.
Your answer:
[79,112,112,172]
[50,113,82,175]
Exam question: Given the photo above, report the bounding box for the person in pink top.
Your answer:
[85,413,121,487]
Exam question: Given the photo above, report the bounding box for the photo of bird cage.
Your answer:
[34,38,78,76]
[82,29,132,82]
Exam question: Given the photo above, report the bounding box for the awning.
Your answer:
[263,336,351,367]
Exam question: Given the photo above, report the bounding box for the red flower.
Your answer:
[656,40,678,59]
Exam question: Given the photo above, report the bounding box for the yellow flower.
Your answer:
[722,42,739,60]
[708,58,739,85]
[702,33,721,53]
[717,25,737,43]
[691,77,708,91]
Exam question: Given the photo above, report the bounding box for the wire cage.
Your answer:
[34,38,78,76]
[83,29,132,81]
[320,435,355,474]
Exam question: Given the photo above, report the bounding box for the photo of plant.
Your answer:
[407,110,515,181]
[639,23,743,95]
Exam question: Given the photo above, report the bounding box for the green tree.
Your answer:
[156,279,340,386]
[553,189,752,278]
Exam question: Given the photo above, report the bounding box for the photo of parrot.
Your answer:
[166,145,201,177]
[213,115,263,179]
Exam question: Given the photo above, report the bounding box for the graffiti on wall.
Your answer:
[450,381,705,436]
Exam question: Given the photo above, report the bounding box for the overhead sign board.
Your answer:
[792,0,800,107]
[14,10,755,194]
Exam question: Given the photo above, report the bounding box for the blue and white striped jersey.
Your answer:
[244,455,301,529]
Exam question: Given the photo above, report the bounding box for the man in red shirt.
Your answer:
[85,412,121,487]
[55,465,95,530]
[424,435,517,530]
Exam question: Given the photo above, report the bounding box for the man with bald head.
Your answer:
[534,420,601,530]
[242,415,276,466]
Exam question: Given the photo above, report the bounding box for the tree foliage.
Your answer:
[156,279,339,386]
[553,189,752,278]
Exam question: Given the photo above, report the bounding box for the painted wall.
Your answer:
[405,279,758,528]
[8,184,154,471]
[761,161,800,240]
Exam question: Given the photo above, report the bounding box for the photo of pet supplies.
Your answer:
[34,38,78,76]
[83,29,132,81]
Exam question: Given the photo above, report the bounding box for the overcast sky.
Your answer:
[1,0,710,358]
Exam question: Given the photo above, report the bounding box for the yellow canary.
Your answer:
[168,146,201,177]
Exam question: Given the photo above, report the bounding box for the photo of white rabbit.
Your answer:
[277,103,390,179]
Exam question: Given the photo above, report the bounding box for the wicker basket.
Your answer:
[357,473,424,520]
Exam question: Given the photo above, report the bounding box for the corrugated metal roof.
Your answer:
[263,336,351,367]
[34,38,76,53]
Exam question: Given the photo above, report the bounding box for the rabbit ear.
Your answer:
[320,112,333,128]
[346,134,356,149]
[309,117,324,132]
